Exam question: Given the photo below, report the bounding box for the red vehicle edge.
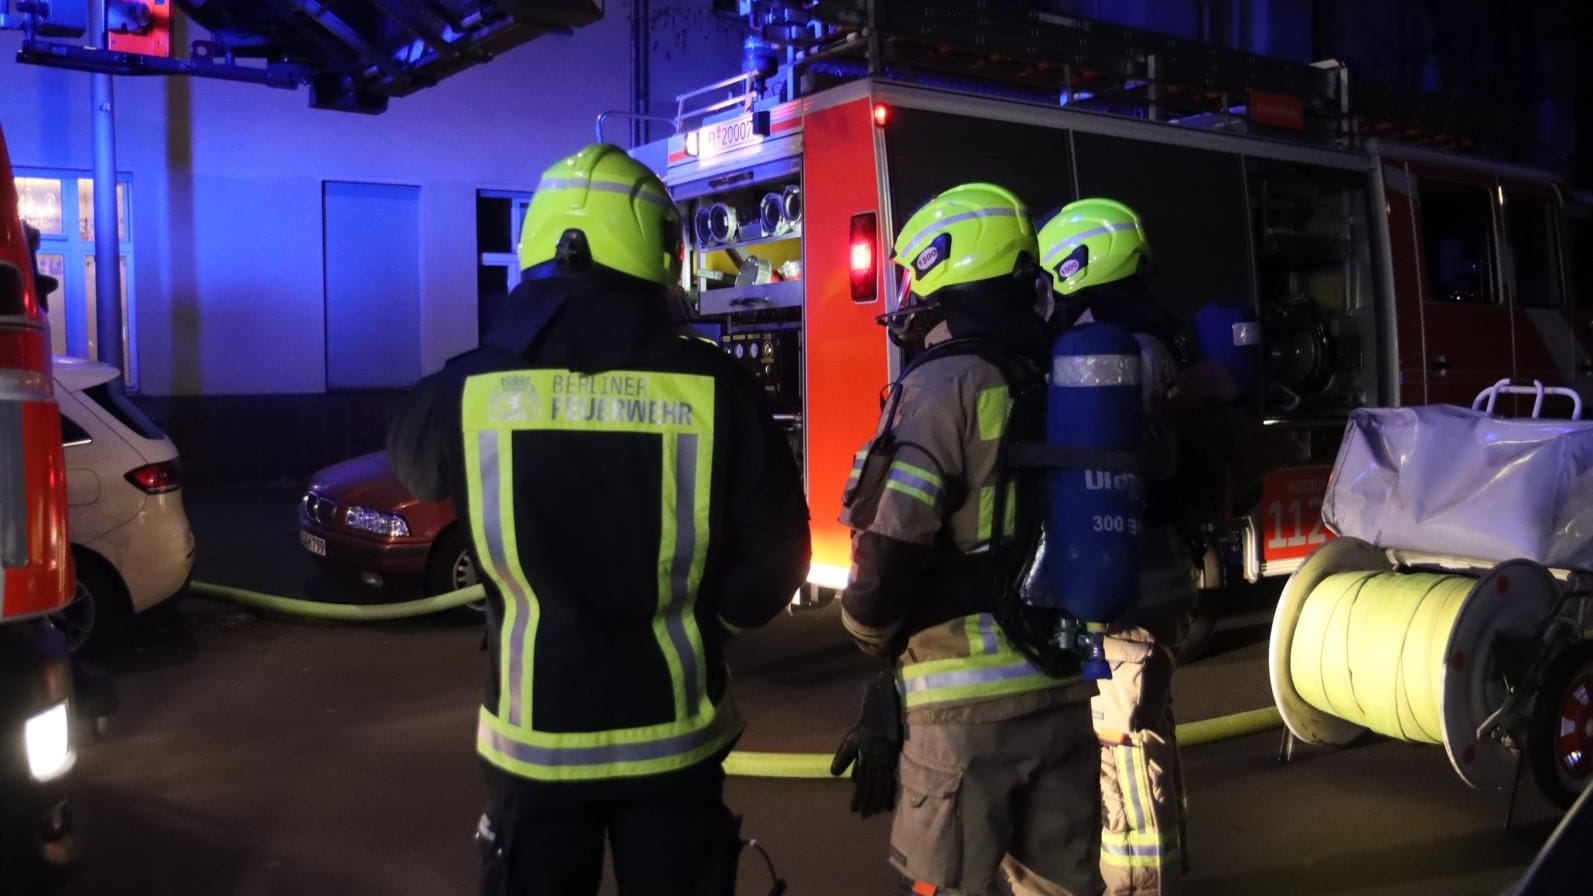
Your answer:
[0,121,78,890]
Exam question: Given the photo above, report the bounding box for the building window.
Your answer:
[16,177,63,235]
[1419,179,1495,306]
[477,190,532,343]
[14,170,136,387]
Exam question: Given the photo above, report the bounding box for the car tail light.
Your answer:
[849,212,878,303]
[126,460,181,494]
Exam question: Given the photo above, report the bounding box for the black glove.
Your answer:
[830,666,903,818]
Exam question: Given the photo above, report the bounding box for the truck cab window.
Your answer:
[1566,209,1593,312]
[1419,179,1495,305]
[1505,192,1562,308]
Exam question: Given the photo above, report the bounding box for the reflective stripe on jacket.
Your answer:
[897,612,1076,711]
[461,368,737,781]
[839,354,1020,553]
[841,349,1082,717]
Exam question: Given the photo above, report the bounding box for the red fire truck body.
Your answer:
[0,127,70,621]
[635,5,1592,595]
[0,119,77,888]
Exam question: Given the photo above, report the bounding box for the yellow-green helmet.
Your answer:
[1037,198,1148,296]
[891,183,1038,298]
[518,143,682,285]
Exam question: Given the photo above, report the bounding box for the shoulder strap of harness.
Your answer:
[906,341,1081,679]
[843,338,1036,517]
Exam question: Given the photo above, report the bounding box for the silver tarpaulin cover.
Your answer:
[1324,404,1593,569]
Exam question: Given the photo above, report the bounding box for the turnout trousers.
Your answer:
[478,761,740,896]
[891,700,1103,896]
[1092,624,1187,896]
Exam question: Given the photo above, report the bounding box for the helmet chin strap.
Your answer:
[1031,276,1057,325]
[877,294,945,350]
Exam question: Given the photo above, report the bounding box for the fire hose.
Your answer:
[1284,570,1468,745]
[189,580,485,621]
[188,580,1286,779]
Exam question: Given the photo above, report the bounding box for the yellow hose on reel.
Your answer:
[1289,571,1469,744]
[1271,537,1561,791]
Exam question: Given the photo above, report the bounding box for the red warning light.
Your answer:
[873,104,890,127]
[849,212,878,302]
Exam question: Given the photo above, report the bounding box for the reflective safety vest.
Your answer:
[460,367,742,782]
[897,612,1078,711]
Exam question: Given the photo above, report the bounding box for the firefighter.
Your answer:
[1037,198,1224,896]
[833,182,1103,896]
[386,143,811,896]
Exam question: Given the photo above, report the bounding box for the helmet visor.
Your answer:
[895,265,914,310]
[876,267,942,347]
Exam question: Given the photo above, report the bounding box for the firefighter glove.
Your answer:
[829,666,903,818]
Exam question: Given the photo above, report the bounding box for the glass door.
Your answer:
[13,169,136,387]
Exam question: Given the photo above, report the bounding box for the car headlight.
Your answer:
[343,506,411,538]
[25,702,75,783]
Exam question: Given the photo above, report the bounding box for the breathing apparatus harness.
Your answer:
[868,252,1139,678]
[842,330,1083,680]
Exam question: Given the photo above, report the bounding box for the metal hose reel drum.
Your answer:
[1270,537,1561,792]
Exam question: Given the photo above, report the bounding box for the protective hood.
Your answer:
[482,276,679,373]
[938,278,1051,363]
[1062,278,1191,365]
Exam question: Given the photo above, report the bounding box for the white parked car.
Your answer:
[50,357,194,652]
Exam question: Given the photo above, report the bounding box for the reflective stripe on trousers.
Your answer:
[1099,726,1183,894]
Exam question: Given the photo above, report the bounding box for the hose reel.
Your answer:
[1271,537,1593,807]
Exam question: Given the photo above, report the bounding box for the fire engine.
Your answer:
[0,120,77,888]
[632,0,1592,612]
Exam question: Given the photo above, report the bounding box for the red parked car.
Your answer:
[297,452,476,598]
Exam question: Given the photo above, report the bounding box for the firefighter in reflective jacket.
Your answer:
[1038,198,1221,896]
[837,183,1104,896]
[387,144,811,896]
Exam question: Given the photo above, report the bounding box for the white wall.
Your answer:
[0,3,775,396]
[644,1,743,140]
[1,10,633,395]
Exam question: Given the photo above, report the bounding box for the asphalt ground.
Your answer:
[49,484,1570,896]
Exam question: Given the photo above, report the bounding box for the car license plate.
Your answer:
[300,530,327,557]
[1259,465,1335,563]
